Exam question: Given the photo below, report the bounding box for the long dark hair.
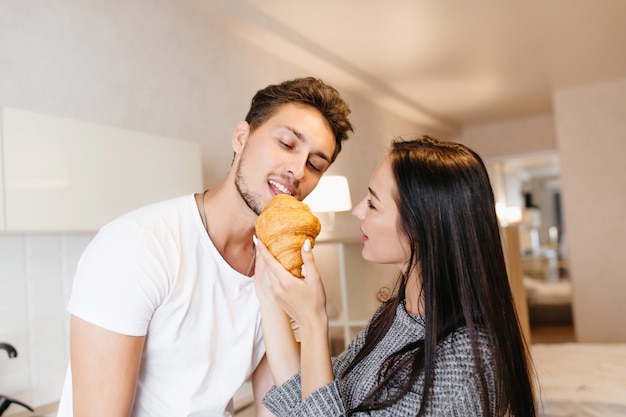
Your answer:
[344,136,536,416]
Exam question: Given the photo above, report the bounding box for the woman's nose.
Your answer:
[352,198,366,219]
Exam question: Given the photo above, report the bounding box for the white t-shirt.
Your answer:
[56,194,265,417]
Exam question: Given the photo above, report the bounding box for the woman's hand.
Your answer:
[254,238,328,330]
[254,238,334,397]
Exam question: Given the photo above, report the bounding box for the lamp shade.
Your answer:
[304,175,352,213]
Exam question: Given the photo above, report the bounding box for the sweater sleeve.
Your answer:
[262,372,302,416]
[442,382,490,416]
[262,323,370,416]
[438,336,498,417]
[263,377,347,417]
[262,308,425,417]
[264,378,412,417]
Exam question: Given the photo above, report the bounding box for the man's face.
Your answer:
[233,103,336,215]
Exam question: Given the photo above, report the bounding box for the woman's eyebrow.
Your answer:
[368,187,381,202]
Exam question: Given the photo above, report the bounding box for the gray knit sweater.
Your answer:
[262,303,497,416]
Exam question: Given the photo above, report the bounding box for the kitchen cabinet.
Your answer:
[0,138,4,230]
[315,240,397,354]
[0,106,203,231]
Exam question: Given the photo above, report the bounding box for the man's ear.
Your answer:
[232,121,250,154]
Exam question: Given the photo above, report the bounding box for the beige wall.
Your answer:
[453,114,558,212]
[0,0,421,208]
[0,1,425,409]
[553,78,626,342]
[455,114,557,160]
[457,84,626,342]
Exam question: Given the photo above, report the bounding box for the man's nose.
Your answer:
[286,155,307,180]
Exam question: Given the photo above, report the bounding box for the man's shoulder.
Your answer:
[111,193,195,226]
[89,194,197,246]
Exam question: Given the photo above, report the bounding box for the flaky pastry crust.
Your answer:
[255,194,321,277]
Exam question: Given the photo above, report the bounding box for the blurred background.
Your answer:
[1,1,625,415]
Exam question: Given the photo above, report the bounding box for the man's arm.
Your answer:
[70,315,145,417]
[251,355,278,416]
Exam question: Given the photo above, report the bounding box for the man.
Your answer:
[56,77,353,417]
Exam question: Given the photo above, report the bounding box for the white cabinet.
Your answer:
[0,106,203,231]
[315,240,397,354]
[0,133,4,230]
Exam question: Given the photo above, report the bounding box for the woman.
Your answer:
[254,136,536,416]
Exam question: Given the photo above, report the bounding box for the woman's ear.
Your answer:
[232,121,251,154]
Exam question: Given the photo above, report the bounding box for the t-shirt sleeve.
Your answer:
[67,219,170,336]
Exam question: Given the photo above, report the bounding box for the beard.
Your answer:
[234,154,263,216]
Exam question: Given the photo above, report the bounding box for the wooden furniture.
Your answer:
[532,343,626,417]
[501,225,532,345]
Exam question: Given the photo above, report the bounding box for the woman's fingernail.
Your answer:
[253,235,258,245]
[303,239,311,252]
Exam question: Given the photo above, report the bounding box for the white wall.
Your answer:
[0,0,423,239]
[0,0,425,411]
[457,80,626,343]
[0,233,93,410]
[553,77,626,342]
[455,114,558,223]
[455,114,557,160]
[0,0,420,193]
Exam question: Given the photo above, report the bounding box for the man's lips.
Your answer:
[268,179,294,196]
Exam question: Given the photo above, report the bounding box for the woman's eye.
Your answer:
[280,141,293,150]
[367,199,376,209]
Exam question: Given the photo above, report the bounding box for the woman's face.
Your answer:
[352,156,411,268]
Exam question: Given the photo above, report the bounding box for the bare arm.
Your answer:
[251,355,278,417]
[254,241,301,385]
[70,315,145,417]
[255,239,333,399]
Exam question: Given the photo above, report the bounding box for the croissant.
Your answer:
[255,194,321,278]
